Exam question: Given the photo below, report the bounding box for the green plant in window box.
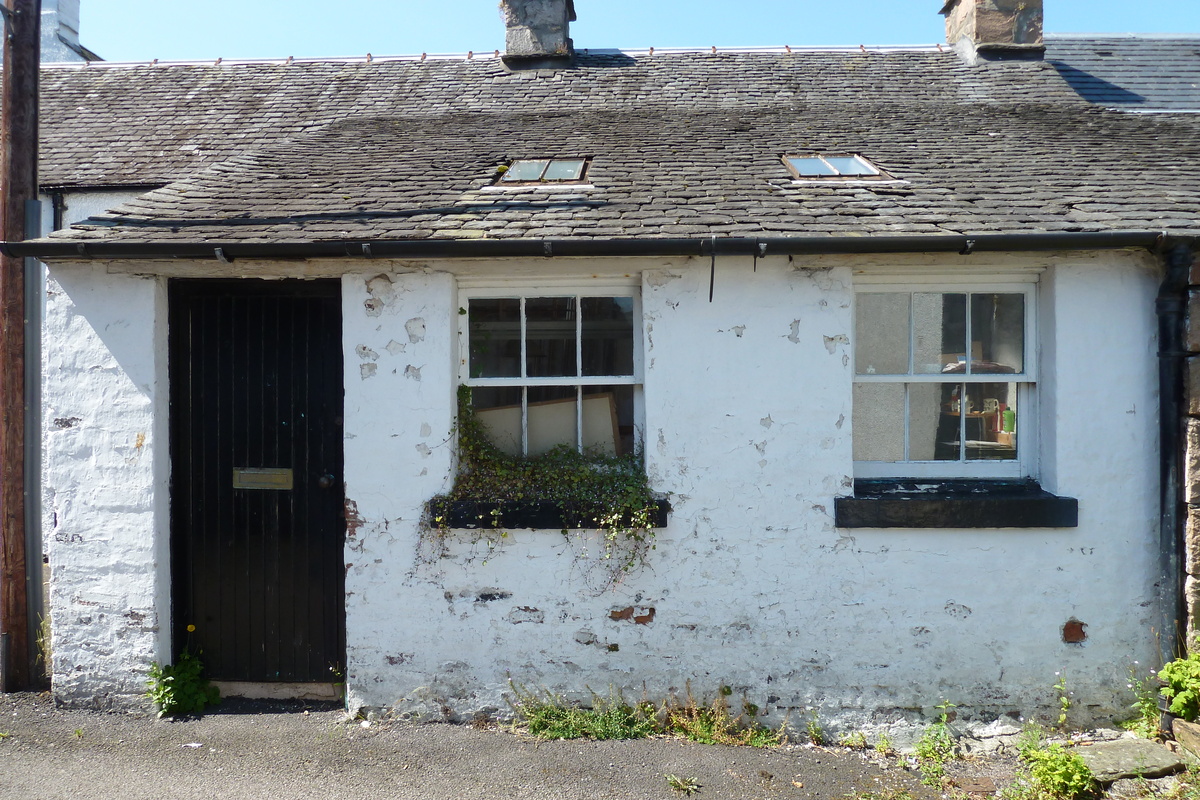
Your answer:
[428,386,661,576]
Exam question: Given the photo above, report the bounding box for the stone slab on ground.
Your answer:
[1077,738,1186,782]
[1174,718,1200,761]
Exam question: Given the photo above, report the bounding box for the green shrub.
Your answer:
[146,649,219,718]
[1161,652,1200,721]
[1024,744,1096,800]
[1005,724,1096,800]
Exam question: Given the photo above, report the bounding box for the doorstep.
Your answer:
[211,681,342,702]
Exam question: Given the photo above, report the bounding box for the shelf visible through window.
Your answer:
[853,287,1034,479]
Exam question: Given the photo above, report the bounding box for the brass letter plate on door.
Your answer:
[232,467,294,490]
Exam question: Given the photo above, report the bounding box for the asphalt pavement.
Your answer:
[0,692,949,800]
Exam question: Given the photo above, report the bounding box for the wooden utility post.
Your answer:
[0,0,39,692]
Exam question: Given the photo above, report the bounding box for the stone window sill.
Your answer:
[431,498,671,530]
[834,479,1078,529]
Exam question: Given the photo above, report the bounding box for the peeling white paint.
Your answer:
[824,334,849,354]
[405,318,426,343]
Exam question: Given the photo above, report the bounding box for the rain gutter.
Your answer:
[0,230,1186,261]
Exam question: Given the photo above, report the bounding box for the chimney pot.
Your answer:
[941,0,1044,62]
[501,0,576,67]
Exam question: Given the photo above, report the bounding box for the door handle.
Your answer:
[317,474,337,490]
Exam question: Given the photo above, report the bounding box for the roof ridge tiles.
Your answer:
[40,44,947,71]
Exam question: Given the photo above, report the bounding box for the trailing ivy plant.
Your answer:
[428,386,660,577]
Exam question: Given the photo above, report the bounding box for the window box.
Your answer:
[429,497,671,531]
[834,479,1078,529]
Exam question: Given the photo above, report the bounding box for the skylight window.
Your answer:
[784,154,888,180]
[500,158,588,183]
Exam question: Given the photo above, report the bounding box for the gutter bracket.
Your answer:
[960,239,976,255]
[214,247,232,263]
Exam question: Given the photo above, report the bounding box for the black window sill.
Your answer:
[834,479,1078,529]
[430,498,671,530]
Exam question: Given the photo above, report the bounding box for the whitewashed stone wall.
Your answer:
[43,266,170,705]
[339,252,1161,731]
[40,250,1163,727]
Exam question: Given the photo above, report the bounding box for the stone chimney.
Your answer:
[940,0,1044,63]
[500,0,575,68]
[40,0,98,63]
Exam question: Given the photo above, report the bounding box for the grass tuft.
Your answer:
[509,681,784,747]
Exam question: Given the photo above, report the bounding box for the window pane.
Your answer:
[502,159,548,181]
[472,386,523,457]
[583,385,636,456]
[907,382,949,461]
[852,383,905,461]
[527,386,578,456]
[825,155,878,176]
[970,293,1025,374]
[543,159,585,181]
[856,293,910,374]
[965,382,1019,461]
[787,156,837,177]
[914,383,966,460]
[526,297,577,378]
[914,292,966,374]
[581,297,634,377]
[469,298,521,378]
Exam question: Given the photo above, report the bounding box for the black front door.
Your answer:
[169,279,345,683]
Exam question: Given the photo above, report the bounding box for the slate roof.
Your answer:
[1044,35,1200,111]
[31,44,1200,247]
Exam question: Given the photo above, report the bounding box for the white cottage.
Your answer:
[12,0,1200,730]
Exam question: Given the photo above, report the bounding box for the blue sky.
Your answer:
[80,0,1200,63]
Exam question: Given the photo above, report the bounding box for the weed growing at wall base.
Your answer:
[1123,661,1161,738]
[509,682,785,747]
[146,649,220,718]
[1003,722,1097,800]
[507,685,656,740]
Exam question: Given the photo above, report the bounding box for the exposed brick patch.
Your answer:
[1063,618,1087,643]
[609,606,655,625]
[344,498,365,537]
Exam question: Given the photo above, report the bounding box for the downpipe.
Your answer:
[1157,242,1192,659]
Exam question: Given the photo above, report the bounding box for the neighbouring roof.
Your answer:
[1044,35,1200,111]
[31,41,1200,249]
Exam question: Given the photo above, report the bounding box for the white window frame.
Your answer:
[852,277,1038,480]
[457,280,644,457]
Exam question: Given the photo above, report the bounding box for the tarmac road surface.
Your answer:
[0,693,944,800]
